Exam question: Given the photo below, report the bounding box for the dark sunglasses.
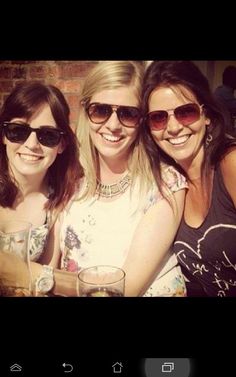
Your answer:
[85,102,142,128]
[2,122,65,147]
[146,103,204,131]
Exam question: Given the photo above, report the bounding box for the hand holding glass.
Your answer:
[78,265,125,297]
[0,220,32,296]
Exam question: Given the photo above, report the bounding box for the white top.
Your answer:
[60,165,188,296]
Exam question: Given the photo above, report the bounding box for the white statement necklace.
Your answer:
[96,173,131,198]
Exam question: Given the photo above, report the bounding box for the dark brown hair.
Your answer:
[0,81,83,210]
[141,60,236,184]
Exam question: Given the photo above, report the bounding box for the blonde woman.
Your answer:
[45,61,187,297]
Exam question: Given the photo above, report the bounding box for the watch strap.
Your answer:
[35,265,54,296]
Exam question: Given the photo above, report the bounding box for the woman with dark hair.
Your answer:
[0,81,82,264]
[142,60,236,296]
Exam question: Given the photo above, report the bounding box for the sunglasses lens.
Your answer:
[175,104,200,125]
[4,123,30,142]
[147,111,168,130]
[87,104,111,124]
[147,104,201,130]
[87,103,141,127]
[3,123,62,147]
[37,128,62,147]
[118,107,141,127]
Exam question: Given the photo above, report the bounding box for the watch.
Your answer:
[35,265,54,295]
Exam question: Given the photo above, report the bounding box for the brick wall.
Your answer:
[0,61,98,130]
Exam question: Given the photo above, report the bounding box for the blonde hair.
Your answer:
[77,61,154,200]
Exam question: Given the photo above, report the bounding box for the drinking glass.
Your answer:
[0,220,32,297]
[78,265,126,297]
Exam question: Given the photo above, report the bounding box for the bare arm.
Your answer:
[25,206,78,295]
[122,189,185,296]
[0,252,78,297]
[37,214,78,296]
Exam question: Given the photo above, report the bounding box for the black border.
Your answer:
[1,24,236,375]
[1,297,235,354]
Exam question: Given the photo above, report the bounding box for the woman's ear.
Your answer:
[203,107,211,126]
[57,139,67,155]
[205,117,211,126]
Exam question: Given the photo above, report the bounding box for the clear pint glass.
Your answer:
[78,265,125,297]
[0,220,32,297]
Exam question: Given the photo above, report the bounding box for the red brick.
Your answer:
[65,94,80,109]
[12,67,27,79]
[0,67,12,79]
[63,80,81,93]
[14,79,45,87]
[69,108,80,125]
[29,65,48,79]
[50,79,65,92]
[0,61,98,114]
[47,64,60,79]
[10,61,36,64]
[0,81,14,92]
[58,62,97,78]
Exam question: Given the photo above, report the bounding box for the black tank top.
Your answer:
[174,165,236,296]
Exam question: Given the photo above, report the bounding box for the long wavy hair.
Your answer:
[0,81,82,210]
[141,60,236,186]
[77,60,154,200]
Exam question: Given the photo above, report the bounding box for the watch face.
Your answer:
[37,277,54,293]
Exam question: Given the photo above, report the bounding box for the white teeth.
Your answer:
[102,134,122,142]
[19,154,42,161]
[168,135,190,145]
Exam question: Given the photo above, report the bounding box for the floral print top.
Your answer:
[60,165,188,296]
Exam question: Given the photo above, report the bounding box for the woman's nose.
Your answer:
[24,130,40,148]
[166,114,184,134]
[105,112,123,131]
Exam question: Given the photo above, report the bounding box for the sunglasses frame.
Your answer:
[84,102,142,128]
[146,103,204,131]
[2,122,66,148]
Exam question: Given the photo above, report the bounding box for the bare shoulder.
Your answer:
[220,147,236,175]
[220,147,236,206]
